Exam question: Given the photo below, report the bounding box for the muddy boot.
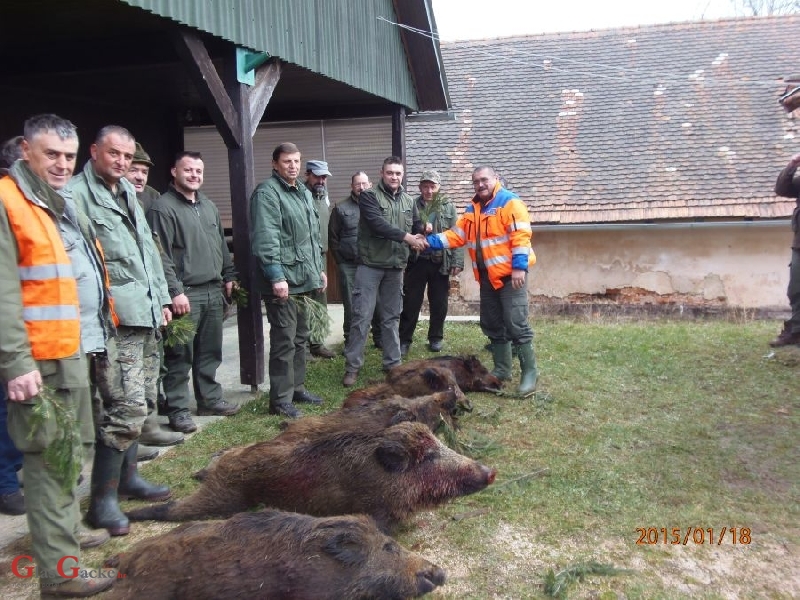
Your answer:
[517,342,538,397]
[86,442,129,536]
[489,341,513,381]
[118,442,171,501]
[136,445,159,462]
[138,412,184,447]
[77,527,110,549]
[40,571,115,598]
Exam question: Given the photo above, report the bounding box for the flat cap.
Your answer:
[306,160,331,176]
[133,142,154,167]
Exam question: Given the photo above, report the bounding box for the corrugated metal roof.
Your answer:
[122,0,423,110]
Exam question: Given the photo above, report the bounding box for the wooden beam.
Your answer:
[248,59,282,137]
[173,30,241,148]
[223,51,265,388]
[392,106,406,161]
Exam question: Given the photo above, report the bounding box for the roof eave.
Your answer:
[391,0,451,112]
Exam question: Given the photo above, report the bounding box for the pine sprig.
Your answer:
[164,317,197,348]
[290,295,331,345]
[230,284,249,308]
[27,386,82,493]
[418,191,447,225]
[543,561,632,598]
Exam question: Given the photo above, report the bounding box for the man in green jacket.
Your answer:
[0,113,114,598]
[304,159,336,359]
[125,142,161,212]
[124,141,184,452]
[342,156,427,387]
[69,125,173,535]
[399,169,464,355]
[148,151,239,432]
[250,143,327,418]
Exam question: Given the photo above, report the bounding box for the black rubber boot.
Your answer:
[118,442,171,501]
[86,442,129,536]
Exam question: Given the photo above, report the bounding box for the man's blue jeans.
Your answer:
[0,385,23,494]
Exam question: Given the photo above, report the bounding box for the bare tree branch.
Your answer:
[731,0,800,16]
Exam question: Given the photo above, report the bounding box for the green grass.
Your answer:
[3,317,796,599]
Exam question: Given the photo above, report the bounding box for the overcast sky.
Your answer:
[431,0,741,41]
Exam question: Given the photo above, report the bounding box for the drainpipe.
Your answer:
[532,220,790,232]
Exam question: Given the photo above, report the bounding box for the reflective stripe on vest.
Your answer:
[0,177,81,359]
[449,195,536,290]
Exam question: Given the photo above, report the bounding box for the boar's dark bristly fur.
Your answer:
[388,355,503,393]
[104,510,446,600]
[343,365,466,409]
[341,387,461,430]
[192,390,460,482]
[127,421,496,531]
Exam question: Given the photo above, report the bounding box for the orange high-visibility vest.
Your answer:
[438,185,536,290]
[94,239,120,328]
[0,177,80,359]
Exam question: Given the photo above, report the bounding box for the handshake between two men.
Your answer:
[405,220,433,252]
[404,233,430,253]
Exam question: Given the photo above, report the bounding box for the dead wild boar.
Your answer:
[192,391,461,482]
[336,389,461,431]
[343,365,466,410]
[126,421,496,531]
[388,355,502,393]
[104,509,446,600]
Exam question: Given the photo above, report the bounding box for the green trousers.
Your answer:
[162,284,225,415]
[265,294,310,408]
[7,384,91,586]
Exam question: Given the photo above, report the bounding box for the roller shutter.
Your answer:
[184,116,392,301]
[184,117,392,230]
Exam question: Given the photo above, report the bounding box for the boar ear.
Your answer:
[421,368,448,391]
[375,439,411,473]
[324,531,367,566]
[440,390,457,413]
[389,409,417,426]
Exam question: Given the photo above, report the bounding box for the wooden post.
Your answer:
[174,30,281,388]
[223,51,264,387]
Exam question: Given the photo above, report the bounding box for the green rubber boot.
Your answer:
[517,342,538,396]
[490,341,513,382]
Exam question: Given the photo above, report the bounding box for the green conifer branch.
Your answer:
[27,387,82,493]
[418,191,447,225]
[230,284,249,308]
[290,295,331,345]
[164,317,197,348]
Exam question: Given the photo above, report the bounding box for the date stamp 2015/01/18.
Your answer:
[636,527,751,546]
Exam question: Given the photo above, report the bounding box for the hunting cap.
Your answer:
[306,160,331,176]
[133,142,154,167]
[419,169,441,185]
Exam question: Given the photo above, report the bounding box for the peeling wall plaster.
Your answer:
[454,224,789,309]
